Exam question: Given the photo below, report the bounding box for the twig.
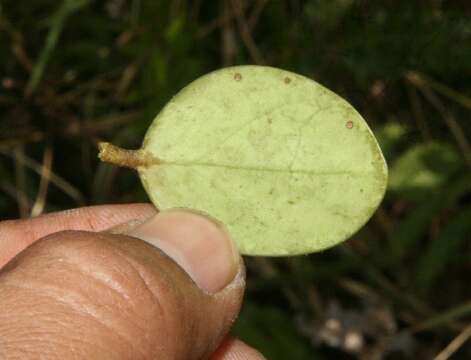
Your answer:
[406,71,471,110]
[434,324,471,360]
[0,148,85,206]
[338,278,382,304]
[340,246,435,318]
[421,87,471,168]
[230,0,265,64]
[405,83,432,141]
[131,0,141,27]
[0,180,30,216]
[115,63,139,100]
[13,146,29,218]
[221,0,238,66]
[198,11,233,38]
[252,257,278,277]
[197,1,249,38]
[248,0,270,31]
[170,0,184,18]
[25,0,90,96]
[0,131,44,149]
[0,13,33,71]
[83,112,140,133]
[30,146,53,217]
[405,71,471,168]
[411,300,471,333]
[190,0,203,22]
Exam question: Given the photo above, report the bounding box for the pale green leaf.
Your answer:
[136,66,387,256]
[374,121,408,160]
[388,142,462,196]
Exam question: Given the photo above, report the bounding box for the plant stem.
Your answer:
[98,142,156,168]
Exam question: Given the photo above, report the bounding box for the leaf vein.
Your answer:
[158,161,366,176]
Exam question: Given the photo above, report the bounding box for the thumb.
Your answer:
[0,210,245,360]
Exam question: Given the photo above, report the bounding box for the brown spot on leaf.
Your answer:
[234,73,242,81]
[346,121,354,129]
[284,77,291,84]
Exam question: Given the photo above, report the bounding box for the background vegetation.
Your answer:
[1,1,470,358]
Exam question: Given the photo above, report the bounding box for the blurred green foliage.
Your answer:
[1,1,470,358]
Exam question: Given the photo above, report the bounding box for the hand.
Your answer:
[0,204,264,359]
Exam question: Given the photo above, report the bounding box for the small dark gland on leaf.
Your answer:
[234,73,242,81]
[346,121,354,129]
[284,77,291,84]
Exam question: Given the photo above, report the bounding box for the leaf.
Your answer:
[388,142,462,201]
[374,121,408,161]
[165,15,185,43]
[388,173,471,260]
[415,205,471,292]
[388,193,444,259]
[99,66,388,256]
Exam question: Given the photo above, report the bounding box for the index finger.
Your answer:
[0,203,157,269]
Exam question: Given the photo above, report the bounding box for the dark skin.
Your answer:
[0,204,265,359]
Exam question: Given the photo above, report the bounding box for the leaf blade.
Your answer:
[139,66,388,255]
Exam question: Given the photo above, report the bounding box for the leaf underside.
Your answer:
[139,66,387,256]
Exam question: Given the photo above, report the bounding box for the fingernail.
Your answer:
[125,209,240,294]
